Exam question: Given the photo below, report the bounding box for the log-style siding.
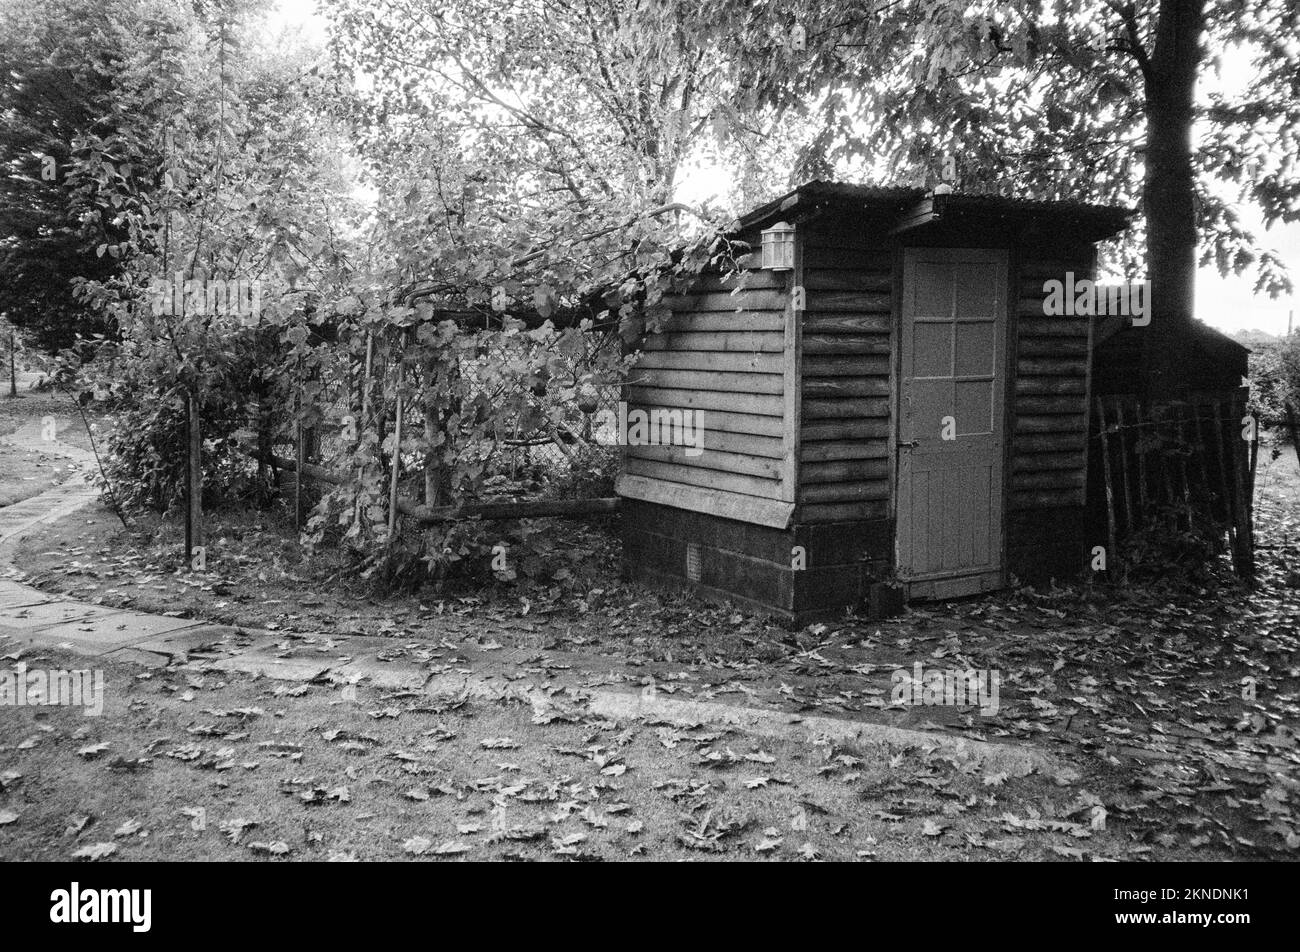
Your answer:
[796,218,896,524]
[1009,255,1096,511]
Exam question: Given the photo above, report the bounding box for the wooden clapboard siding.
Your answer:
[668,290,790,312]
[1011,488,1081,509]
[681,269,786,292]
[802,397,890,419]
[804,314,891,334]
[635,351,782,373]
[1009,251,1095,512]
[622,406,783,439]
[802,333,890,355]
[802,441,889,462]
[803,355,890,377]
[802,271,891,292]
[802,419,890,441]
[1011,451,1080,472]
[801,247,894,270]
[796,217,896,522]
[648,312,785,333]
[625,456,782,499]
[653,428,784,458]
[628,369,783,394]
[798,479,890,503]
[622,262,793,524]
[643,330,784,352]
[802,458,890,484]
[616,474,794,529]
[626,386,781,416]
[625,443,783,479]
[1015,416,1089,436]
[803,377,890,398]
[802,291,892,313]
[799,500,889,522]
[1018,337,1089,357]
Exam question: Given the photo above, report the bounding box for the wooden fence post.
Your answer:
[1208,399,1235,552]
[187,392,202,568]
[1114,398,1134,533]
[294,362,304,531]
[388,342,405,546]
[1287,400,1300,471]
[1227,398,1255,581]
[1096,398,1118,572]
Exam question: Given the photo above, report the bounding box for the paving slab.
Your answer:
[10,611,200,655]
[131,624,275,659]
[0,600,119,629]
[100,646,173,668]
[334,654,430,690]
[0,581,54,610]
[210,653,337,682]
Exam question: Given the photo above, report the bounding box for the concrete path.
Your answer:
[0,420,210,656]
[0,421,1056,775]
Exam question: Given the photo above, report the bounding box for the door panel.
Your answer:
[897,249,1007,595]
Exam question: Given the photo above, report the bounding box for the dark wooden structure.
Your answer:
[617,182,1147,623]
[1087,319,1253,577]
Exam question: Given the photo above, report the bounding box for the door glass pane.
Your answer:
[912,321,953,377]
[954,262,998,317]
[910,378,953,438]
[913,264,953,317]
[954,321,995,376]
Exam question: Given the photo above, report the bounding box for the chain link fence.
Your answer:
[251,325,624,508]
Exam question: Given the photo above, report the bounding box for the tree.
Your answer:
[322,0,805,303]
[0,0,146,352]
[705,0,1300,399]
[64,0,365,529]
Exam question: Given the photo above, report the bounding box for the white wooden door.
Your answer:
[897,249,1007,598]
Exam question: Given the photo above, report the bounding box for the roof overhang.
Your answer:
[737,181,1133,244]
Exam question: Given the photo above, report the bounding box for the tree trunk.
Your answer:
[1139,0,1207,401]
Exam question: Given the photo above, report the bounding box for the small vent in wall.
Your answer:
[685,543,702,582]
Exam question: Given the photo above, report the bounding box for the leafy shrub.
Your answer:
[1247,337,1300,428]
[547,443,620,499]
[100,387,259,512]
[92,328,289,514]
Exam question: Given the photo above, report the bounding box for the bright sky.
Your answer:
[268,0,1298,339]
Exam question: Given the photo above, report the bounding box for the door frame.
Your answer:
[893,246,1012,599]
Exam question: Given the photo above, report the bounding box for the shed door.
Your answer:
[897,248,1007,598]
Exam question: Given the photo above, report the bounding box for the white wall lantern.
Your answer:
[761,221,795,271]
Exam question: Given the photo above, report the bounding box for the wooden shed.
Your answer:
[616,181,1134,624]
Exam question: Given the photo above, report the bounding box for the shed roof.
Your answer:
[737,180,1133,243]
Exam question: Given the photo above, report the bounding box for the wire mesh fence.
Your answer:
[253,325,625,511]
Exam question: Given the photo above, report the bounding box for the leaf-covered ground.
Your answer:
[0,387,102,455]
[5,424,1299,860]
[0,441,74,507]
[0,644,1209,862]
[0,388,107,506]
